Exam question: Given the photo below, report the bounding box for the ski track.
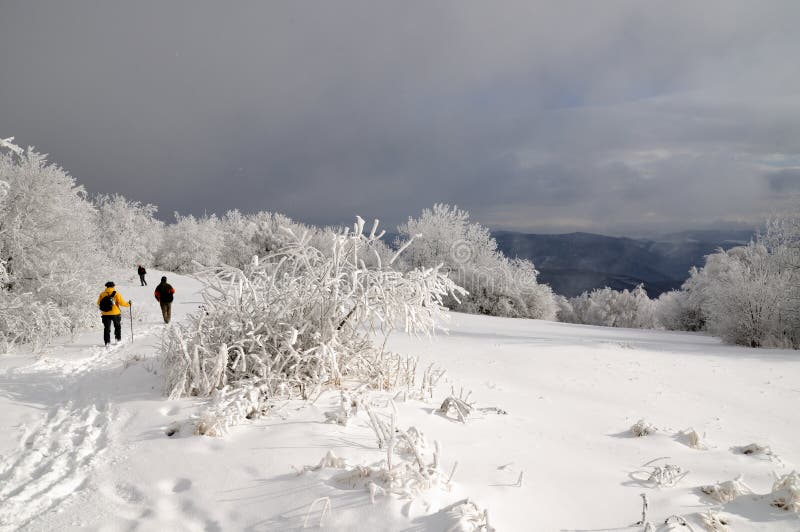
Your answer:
[0,322,164,531]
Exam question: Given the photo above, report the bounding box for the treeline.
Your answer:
[1,138,796,350]
[557,217,800,349]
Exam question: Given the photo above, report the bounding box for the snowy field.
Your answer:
[1,272,798,531]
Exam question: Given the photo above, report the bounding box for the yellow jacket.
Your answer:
[97,287,130,316]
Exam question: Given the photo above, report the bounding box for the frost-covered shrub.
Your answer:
[93,193,163,267]
[397,203,555,320]
[155,213,225,273]
[655,290,704,331]
[630,419,657,437]
[162,217,462,409]
[0,292,71,351]
[560,285,656,328]
[0,138,102,348]
[664,213,800,348]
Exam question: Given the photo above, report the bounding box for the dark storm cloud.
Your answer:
[767,169,800,192]
[1,1,799,234]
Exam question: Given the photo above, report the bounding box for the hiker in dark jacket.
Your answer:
[137,265,147,286]
[154,276,175,323]
[97,281,131,346]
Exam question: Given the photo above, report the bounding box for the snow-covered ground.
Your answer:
[1,272,798,531]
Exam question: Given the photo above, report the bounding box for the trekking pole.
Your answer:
[129,302,134,343]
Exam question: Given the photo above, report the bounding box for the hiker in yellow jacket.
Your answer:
[97,281,131,346]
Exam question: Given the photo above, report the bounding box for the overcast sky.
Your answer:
[2,1,799,235]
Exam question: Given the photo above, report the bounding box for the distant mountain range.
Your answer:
[494,229,754,297]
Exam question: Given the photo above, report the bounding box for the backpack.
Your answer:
[99,291,116,312]
[157,284,174,303]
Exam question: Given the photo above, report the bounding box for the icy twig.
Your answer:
[700,511,730,531]
[438,498,496,532]
[438,389,475,423]
[647,463,688,488]
[302,497,331,528]
[448,461,459,484]
[635,493,651,527]
[664,515,697,531]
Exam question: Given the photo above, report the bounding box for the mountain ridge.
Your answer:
[494,229,753,297]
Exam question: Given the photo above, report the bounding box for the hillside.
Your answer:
[1,270,798,531]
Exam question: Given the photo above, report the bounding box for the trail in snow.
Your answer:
[0,270,203,532]
[0,401,111,529]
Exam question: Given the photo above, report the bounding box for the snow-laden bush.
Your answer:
[0,292,71,351]
[560,285,656,328]
[655,289,704,331]
[398,203,556,320]
[155,213,225,273]
[0,138,102,349]
[93,193,163,267]
[630,419,657,437]
[162,217,463,412]
[665,213,800,348]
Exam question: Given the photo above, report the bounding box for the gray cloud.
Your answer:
[1,1,798,235]
[766,169,800,192]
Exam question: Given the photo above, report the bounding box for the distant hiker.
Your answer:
[154,276,175,323]
[137,265,147,286]
[97,281,131,346]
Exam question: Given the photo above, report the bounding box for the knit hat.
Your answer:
[105,281,115,288]
[161,276,167,283]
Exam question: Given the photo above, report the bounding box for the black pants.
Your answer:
[102,314,122,345]
[159,302,172,324]
[139,273,147,286]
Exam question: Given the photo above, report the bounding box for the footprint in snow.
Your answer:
[173,478,192,493]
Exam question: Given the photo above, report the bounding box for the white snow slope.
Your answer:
[1,271,798,531]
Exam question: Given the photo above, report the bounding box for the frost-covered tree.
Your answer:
[155,213,225,273]
[397,204,556,320]
[93,193,163,267]
[668,212,800,348]
[0,138,102,348]
[250,211,317,257]
[703,245,787,347]
[559,285,656,329]
[655,289,704,331]
[217,209,259,270]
